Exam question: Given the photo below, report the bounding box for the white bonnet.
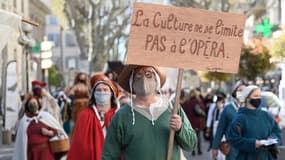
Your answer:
[239,85,259,102]
[232,80,247,98]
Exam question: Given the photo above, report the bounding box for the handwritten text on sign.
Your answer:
[126,3,246,73]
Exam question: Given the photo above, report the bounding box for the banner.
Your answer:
[126,3,246,73]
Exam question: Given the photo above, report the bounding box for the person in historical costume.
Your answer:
[182,88,206,156]
[211,80,247,160]
[40,90,63,125]
[67,74,119,160]
[13,95,67,160]
[67,72,90,124]
[102,65,197,160]
[17,80,62,124]
[57,91,72,135]
[227,85,282,160]
[205,89,226,153]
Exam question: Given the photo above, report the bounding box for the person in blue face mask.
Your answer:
[227,85,282,160]
[67,74,119,160]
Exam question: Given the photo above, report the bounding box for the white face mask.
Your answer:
[236,91,242,101]
[133,77,157,96]
[94,91,111,105]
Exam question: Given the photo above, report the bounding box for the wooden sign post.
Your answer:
[126,2,246,159]
[167,68,184,160]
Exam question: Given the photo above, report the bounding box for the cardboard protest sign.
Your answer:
[126,2,246,73]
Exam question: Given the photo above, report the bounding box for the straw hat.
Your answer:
[118,64,166,93]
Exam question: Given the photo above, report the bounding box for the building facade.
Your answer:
[29,0,50,82]
[45,15,88,87]
[0,0,50,117]
[0,0,28,94]
[29,0,50,42]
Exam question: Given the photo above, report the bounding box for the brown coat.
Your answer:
[69,83,89,122]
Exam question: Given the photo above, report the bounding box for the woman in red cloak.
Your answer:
[13,95,67,160]
[67,74,119,160]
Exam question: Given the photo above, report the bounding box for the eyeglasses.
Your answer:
[134,69,155,80]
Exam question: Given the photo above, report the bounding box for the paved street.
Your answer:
[1,140,285,160]
[1,128,285,160]
[0,144,13,160]
[0,141,211,160]
[0,143,68,160]
[182,136,212,160]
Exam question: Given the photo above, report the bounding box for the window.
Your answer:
[47,33,60,47]
[65,34,76,47]
[65,57,77,69]
[48,16,58,25]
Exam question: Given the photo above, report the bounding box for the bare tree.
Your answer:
[169,0,230,12]
[63,0,131,72]
[170,0,268,16]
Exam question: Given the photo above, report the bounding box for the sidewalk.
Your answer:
[0,115,14,160]
[182,136,212,160]
[0,143,14,160]
[280,128,285,159]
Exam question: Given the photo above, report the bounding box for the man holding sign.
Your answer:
[102,65,197,160]
[103,1,246,159]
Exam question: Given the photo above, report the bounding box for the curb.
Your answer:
[279,146,285,158]
[0,118,2,147]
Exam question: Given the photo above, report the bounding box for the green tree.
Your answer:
[270,28,285,60]
[48,65,63,88]
[238,46,275,80]
[199,72,232,82]
[170,0,267,19]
